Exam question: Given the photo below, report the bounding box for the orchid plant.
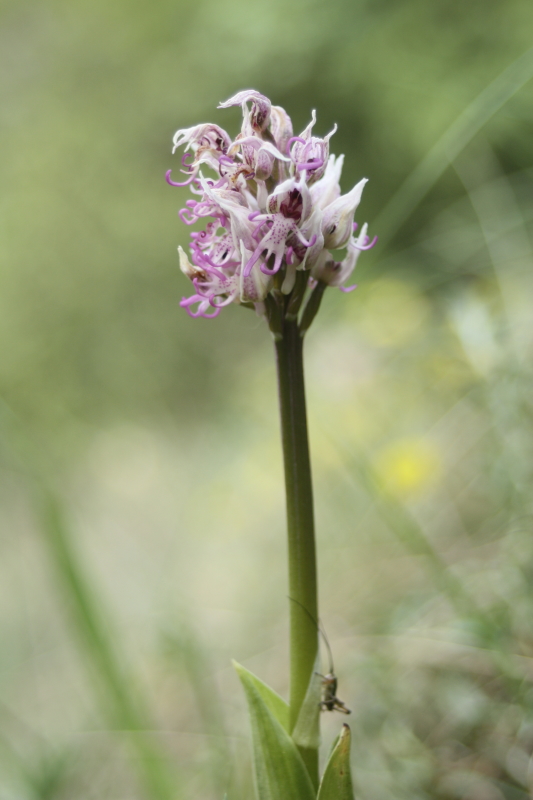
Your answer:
[168,90,375,800]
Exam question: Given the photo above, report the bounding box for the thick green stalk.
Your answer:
[274,316,319,788]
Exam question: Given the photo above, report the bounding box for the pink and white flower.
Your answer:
[167,92,376,319]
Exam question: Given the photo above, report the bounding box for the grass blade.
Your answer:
[164,625,233,795]
[375,45,533,247]
[40,490,178,800]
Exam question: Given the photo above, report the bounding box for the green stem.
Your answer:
[274,315,319,788]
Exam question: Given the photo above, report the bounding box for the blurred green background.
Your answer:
[1,0,533,797]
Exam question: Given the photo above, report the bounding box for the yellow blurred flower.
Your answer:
[374,437,441,496]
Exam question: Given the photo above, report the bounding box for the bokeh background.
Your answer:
[1,0,533,798]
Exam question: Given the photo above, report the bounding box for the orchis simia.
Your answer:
[167,90,374,798]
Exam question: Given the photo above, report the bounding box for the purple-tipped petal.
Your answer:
[297,158,324,171]
[259,250,284,275]
[287,136,307,150]
[286,246,294,266]
[294,230,317,248]
[244,245,264,277]
[179,208,198,225]
[166,169,198,187]
[356,234,378,251]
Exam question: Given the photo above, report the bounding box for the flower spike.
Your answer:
[168,91,374,322]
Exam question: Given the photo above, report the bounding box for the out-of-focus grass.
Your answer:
[1,0,533,798]
[375,44,533,247]
[40,492,180,800]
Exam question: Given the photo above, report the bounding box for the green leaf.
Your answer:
[233,660,290,731]
[317,725,354,800]
[233,661,315,800]
[292,653,321,749]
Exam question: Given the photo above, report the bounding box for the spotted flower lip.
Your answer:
[168,91,376,319]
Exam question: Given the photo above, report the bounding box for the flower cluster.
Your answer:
[168,90,376,319]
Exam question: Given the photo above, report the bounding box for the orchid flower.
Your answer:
[167,94,379,793]
[167,92,376,319]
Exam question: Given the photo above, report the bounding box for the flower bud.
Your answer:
[310,154,344,209]
[321,178,368,249]
[178,245,201,279]
[172,123,232,166]
[270,105,294,154]
[218,90,271,133]
[312,223,369,288]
